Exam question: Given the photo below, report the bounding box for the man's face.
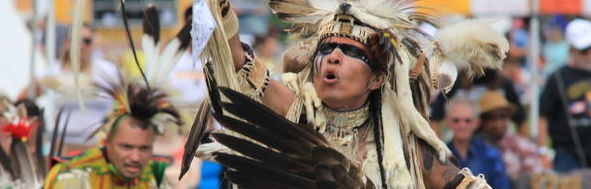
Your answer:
[480,109,510,140]
[312,37,383,111]
[80,27,94,62]
[572,47,591,71]
[106,117,155,179]
[445,103,479,141]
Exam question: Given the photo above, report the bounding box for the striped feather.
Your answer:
[180,63,219,180]
[179,100,211,180]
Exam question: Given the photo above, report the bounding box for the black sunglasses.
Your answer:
[317,42,370,63]
[481,113,510,121]
[579,46,591,54]
[451,118,474,124]
[83,38,93,45]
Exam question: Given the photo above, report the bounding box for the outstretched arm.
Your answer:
[418,140,491,189]
[228,34,245,71]
[219,1,294,116]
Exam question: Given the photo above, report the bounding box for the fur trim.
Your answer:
[435,19,509,78]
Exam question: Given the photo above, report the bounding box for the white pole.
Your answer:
[46,0,56,65]
[529,0,540,139]
[28,0,39,99]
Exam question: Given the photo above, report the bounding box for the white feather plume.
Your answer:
[434,19,509,78]
[142,35,158,79]
[151,39,182,84]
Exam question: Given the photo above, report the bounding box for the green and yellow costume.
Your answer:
[44,147,169,189]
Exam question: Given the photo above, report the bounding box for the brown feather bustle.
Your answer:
[210,88,376,189]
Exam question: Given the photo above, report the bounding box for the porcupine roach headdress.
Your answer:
[93,77,182,136]
[0,98,45,189]
[271,0,508,188]
[87,4,190,138]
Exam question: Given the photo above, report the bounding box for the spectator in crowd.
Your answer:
[254,30,281,73]
[445,96,512,189]
[539,18,591,173]
[542,25,569,77]
[508,18,529,66]
[430,68,527,138]
[232,0,271,36]
[36,23,118,153]
[477,91,546,180]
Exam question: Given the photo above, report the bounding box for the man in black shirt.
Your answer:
[540,18,591,173]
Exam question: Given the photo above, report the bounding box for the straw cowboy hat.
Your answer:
[479,91,516,115]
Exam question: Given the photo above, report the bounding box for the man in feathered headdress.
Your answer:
[184,0,509,188]
[43,81,182,189]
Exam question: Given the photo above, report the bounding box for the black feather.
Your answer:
[49,107,64,158]
[179,101,211,180]
[214,153,316,188]
[211,112,304,155]
[204,63,222,113]
[211,133,312,174]
[180,63,219,180]
[143,4,160,44]
[218,88,327,145]
[179,61,226,180]
[120,0,150,91]
[224,170,302,189]
[176,17,192,52]
[35,108,47,177]
[57,111,72,157]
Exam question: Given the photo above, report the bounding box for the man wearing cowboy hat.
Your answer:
[445,96,510,189]
[479,91,545,180]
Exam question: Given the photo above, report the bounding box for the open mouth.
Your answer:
[326,74,336,80]
[323,71,338,84]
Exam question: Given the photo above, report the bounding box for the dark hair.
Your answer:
[82,22,95,33]
[15,99,41,117]
[184,7,193,23]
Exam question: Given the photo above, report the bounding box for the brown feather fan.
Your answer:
[209,87,375,189]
